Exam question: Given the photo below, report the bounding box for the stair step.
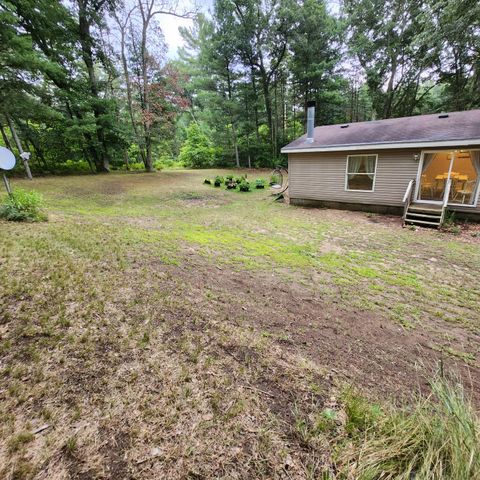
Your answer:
[406,212,441,219]
[408,206,443,213]
[405,219,441,227]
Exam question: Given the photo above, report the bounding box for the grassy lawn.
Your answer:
[0,170,479,478]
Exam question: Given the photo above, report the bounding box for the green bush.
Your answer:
[235,175,246,184]
[255,179,266,189]
[0,188,47,222]
[204,178,211,185]
[128,162,145,171]
[154,155,183,170]
[214,175,224,187]
[238,180,251,192]
[54,160,91,174]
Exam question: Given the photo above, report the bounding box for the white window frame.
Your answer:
[344,154,378,192]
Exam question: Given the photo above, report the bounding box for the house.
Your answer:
[281,104,480,227]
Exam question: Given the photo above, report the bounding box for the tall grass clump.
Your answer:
[338,377,479,479]
[0,188,47,222]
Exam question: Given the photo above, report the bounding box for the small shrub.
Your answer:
[235,175,246,184]
[214,175,224,187]
[0,188,47,222]
[226,180,237,189]
[441,210,462,234]
[204,179,211,185]
[238,180,251,192]
[255,179,266,189]
[225,174,234,182]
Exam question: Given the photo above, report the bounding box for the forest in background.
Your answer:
[0,0,479,175]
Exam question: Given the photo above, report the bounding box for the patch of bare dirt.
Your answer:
[101,430,130,479]
[162,255,480,407]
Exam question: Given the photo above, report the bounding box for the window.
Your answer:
[346,155,377,191]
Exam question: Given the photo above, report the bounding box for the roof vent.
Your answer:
[438,114,449,119]
[340,124,349,128]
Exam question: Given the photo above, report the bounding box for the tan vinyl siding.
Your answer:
[289,150,420,207]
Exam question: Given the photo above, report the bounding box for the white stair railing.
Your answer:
[402,179,415,223]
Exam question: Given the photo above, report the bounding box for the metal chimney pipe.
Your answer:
[306,100,316,143]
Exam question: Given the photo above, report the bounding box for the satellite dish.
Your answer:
[0,146,16,171]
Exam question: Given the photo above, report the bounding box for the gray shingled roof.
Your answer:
[281,109,480,151]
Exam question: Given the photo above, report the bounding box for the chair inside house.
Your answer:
[449,151,479,204]
[453,179,476,204]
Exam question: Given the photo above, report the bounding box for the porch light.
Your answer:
[413,154,420,162]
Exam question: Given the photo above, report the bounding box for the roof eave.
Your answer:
[280,138,480,154]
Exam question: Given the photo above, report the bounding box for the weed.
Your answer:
[342,389,383,434]
[337,377,480,479]
[65,436,77,454]
[444,347,475,364]
[0,188,47,222]
[8,431,34,452]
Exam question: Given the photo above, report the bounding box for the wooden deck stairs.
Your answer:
[404,203,443,228]
[402,179,451,229]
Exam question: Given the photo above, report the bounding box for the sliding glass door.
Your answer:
[417,150,480,206]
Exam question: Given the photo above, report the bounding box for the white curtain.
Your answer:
[422,153,435,173]
[348,156,362,174]
[471,150,480,174]
[366,156,376,179]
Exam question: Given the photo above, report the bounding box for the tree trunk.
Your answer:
[116,13,146,166]
[145,138,154,172]
[77,0,110,172]
[383,54,397,119]
[226,67,240,168]
[259,68,273,148]
[232,123,240,168]
[0,123,14,151]
[17,118,50,171]
[6,114,32,179]
[138,1,154,172]
[250,66,260,141]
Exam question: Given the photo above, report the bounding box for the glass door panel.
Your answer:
[418,152,452,202]
[449,151,479,205]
